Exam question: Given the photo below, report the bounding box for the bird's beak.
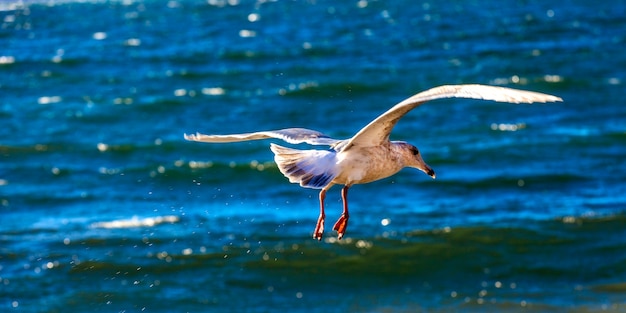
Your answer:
[412,157,435,179]
[425,167,436,179]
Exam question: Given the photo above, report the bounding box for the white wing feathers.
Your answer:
[404,84,562,104]
[184,127,340,146]
[346,84,563,148]
[270,143,338,189]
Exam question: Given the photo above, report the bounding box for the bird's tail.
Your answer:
[269,143,337,189]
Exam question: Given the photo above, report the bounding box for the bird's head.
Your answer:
[397,142,436,179]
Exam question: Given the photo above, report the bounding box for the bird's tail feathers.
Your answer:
[270,143,337,189]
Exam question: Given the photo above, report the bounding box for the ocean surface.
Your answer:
[1,0,625,312]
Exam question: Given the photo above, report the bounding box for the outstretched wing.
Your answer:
[345,84,563,148]
[184,127,341,146]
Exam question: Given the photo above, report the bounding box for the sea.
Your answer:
[1,0,625,312]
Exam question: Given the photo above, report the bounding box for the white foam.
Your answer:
[91,215,180,229]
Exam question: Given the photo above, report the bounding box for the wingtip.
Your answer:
[541,95,563,103]
[517,94,563,104]
[183,133,196,141]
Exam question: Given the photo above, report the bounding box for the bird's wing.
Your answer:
[345,84,563,148]
[184,127,340,146]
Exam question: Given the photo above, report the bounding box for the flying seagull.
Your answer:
[185,84,562,240]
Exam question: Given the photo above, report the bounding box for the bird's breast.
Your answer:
[332,145,404,185]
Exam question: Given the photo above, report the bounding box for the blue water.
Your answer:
[1,0,626,311]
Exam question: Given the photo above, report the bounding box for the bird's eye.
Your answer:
[411,147,419,155]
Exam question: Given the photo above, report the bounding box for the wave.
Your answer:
[4,210,626,311]
[90,215,180,229]
[238,214,626,285]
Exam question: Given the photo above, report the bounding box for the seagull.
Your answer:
[185,84,562,240]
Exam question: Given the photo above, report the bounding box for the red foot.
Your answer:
[313,214,325,241]
[332,213,349,240]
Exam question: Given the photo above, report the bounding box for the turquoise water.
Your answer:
[1,0,626,311]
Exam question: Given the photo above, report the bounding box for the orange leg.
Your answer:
[332,186,350,240]
[313,189,326,241]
